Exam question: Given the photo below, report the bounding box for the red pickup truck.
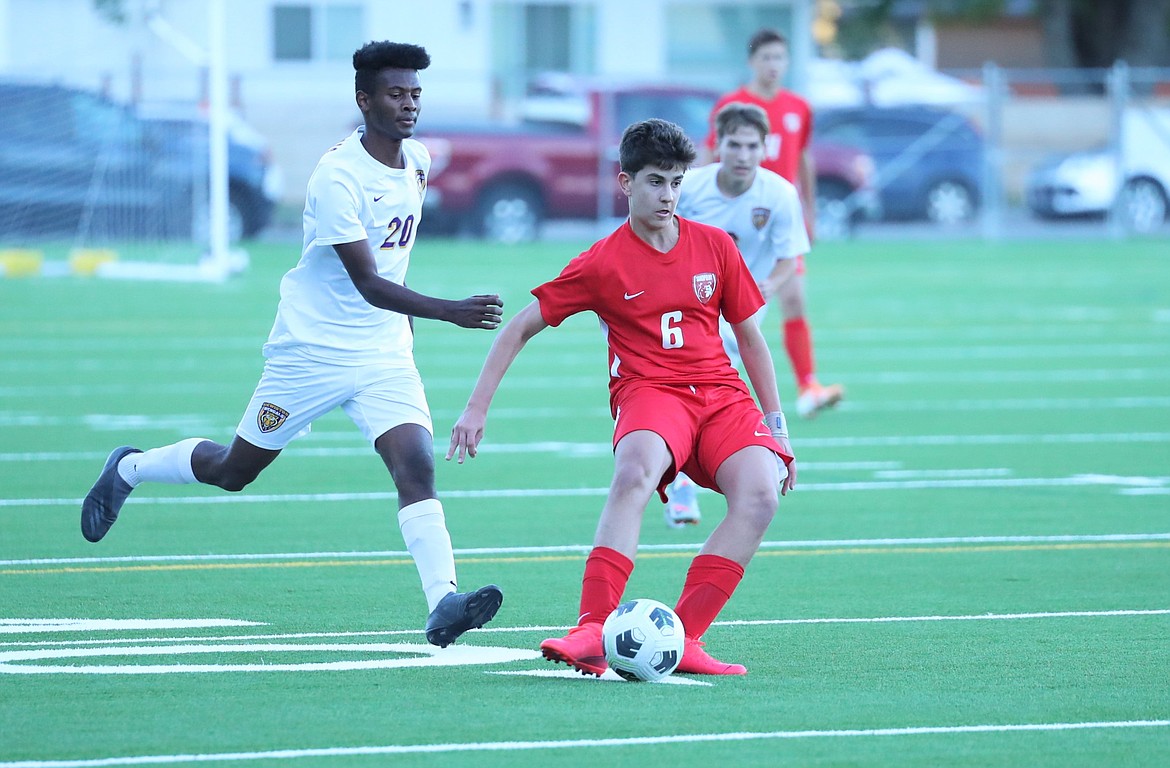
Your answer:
[417,81,877,242]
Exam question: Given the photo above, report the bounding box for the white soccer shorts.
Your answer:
[236,351,432,450]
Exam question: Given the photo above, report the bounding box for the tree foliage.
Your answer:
[834,0,1170,66]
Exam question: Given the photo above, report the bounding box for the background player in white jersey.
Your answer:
[80,41,504,648]
[664,102,832,528]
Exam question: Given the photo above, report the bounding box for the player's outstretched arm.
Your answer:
[759,256,799,302]
[334,240,503,329]
[447,301,549,464]
[731,318,797,494]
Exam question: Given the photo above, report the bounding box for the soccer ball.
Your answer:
[602,598,685,682]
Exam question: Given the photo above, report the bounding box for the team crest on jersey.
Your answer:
[751,207,772,230]
[693,272,716,304]
[257,402,289,434]
[416,170,427,199]
[783,112,802,133]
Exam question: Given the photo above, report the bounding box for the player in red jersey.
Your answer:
[447,119,797,676]
[703,28,844,421]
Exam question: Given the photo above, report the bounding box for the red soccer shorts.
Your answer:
[612,382,789,501]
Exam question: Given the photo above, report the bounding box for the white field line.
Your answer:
[3,532,1168,569]
[2,431,1169,464]
[4,472,1168,509]
[0,428,1165,465]
[4,390,1170,428]
[1,720,1166,767]
[2,608,1168,651]
[3,366,1170,398]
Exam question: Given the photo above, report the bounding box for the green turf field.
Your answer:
[1,235,1167,767]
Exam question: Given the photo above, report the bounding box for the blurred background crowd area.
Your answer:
[1,0,1168,253]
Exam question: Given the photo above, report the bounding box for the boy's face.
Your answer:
[620,164,685,231]
[358,68,422,140]
[749,41,789,89]
[717,125,766,181]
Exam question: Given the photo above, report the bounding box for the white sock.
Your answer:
[117,438,206,487]
[398,498,457,613]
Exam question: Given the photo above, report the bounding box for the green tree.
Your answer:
[835,0,1170,66]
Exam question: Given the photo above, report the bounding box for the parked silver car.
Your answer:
[1026,107,1170,232]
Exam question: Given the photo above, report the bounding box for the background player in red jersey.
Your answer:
[447,119,796,676]
[703,28,844,420]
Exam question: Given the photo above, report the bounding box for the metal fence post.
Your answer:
[1106,60,1130,238]
[981,61,1003,241]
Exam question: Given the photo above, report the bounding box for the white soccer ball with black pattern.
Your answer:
[602,598,685,682]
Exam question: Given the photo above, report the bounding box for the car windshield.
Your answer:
[614,93,714,139]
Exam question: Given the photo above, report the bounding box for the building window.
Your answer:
[666,3,795,89]
[273,3,363,62]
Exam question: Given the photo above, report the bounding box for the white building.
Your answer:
[0,0,811,203]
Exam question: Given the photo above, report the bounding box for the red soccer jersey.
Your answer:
[532,218,764,412]
[704,87,812,184]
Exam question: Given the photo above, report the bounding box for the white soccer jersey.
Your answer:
[678,163,810,283]
[263,127,430,365]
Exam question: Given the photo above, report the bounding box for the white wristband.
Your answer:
[763,410,788,439]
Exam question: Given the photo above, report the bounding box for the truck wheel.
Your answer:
[476,183,542,243]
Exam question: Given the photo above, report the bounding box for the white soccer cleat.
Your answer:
[664,474,701,528]
[796,383,844,419]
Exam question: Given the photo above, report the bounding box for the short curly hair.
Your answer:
[353,41,430,94]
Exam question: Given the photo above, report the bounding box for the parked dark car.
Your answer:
[0,81,280,242]
[814,105,984,224]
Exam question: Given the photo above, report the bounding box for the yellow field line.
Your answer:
[3,540,1168,576]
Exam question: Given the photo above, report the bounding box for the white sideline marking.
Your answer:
[3,609,1165,650]
[1,432,1168,462]
[0,619,262,634]
[5,471,1167,508]
[0,643,539,675]
[490,668,711,686]
[3,533,1169,569]
[4,533,1169,569]
[1,720,1165,766]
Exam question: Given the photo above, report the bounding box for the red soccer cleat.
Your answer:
[540,622,607,677]
[675,637,747,675]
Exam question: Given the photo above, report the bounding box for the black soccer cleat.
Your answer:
[81,446,142,542]
[424,584,504,648]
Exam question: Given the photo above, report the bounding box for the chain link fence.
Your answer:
[844,63,1170,240]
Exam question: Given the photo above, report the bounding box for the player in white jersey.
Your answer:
[664,102,836,527]
[80,41,504,647]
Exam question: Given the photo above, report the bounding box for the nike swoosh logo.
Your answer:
[374,195,385,202]
[624,291,645,300]
[755,431,770,437]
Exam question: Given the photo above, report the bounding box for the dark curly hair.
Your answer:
[353,41,430,94]
[618,119,696,177]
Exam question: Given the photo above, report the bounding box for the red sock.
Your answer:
[578,546,634,626]
[673,554,745,640]
[784,317,817,390]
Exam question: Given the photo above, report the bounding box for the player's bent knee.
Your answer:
[610,461,661,497]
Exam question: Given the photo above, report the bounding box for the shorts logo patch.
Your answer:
[751,207,771,230]
[257,402,289,433]
[693,272,716,304]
